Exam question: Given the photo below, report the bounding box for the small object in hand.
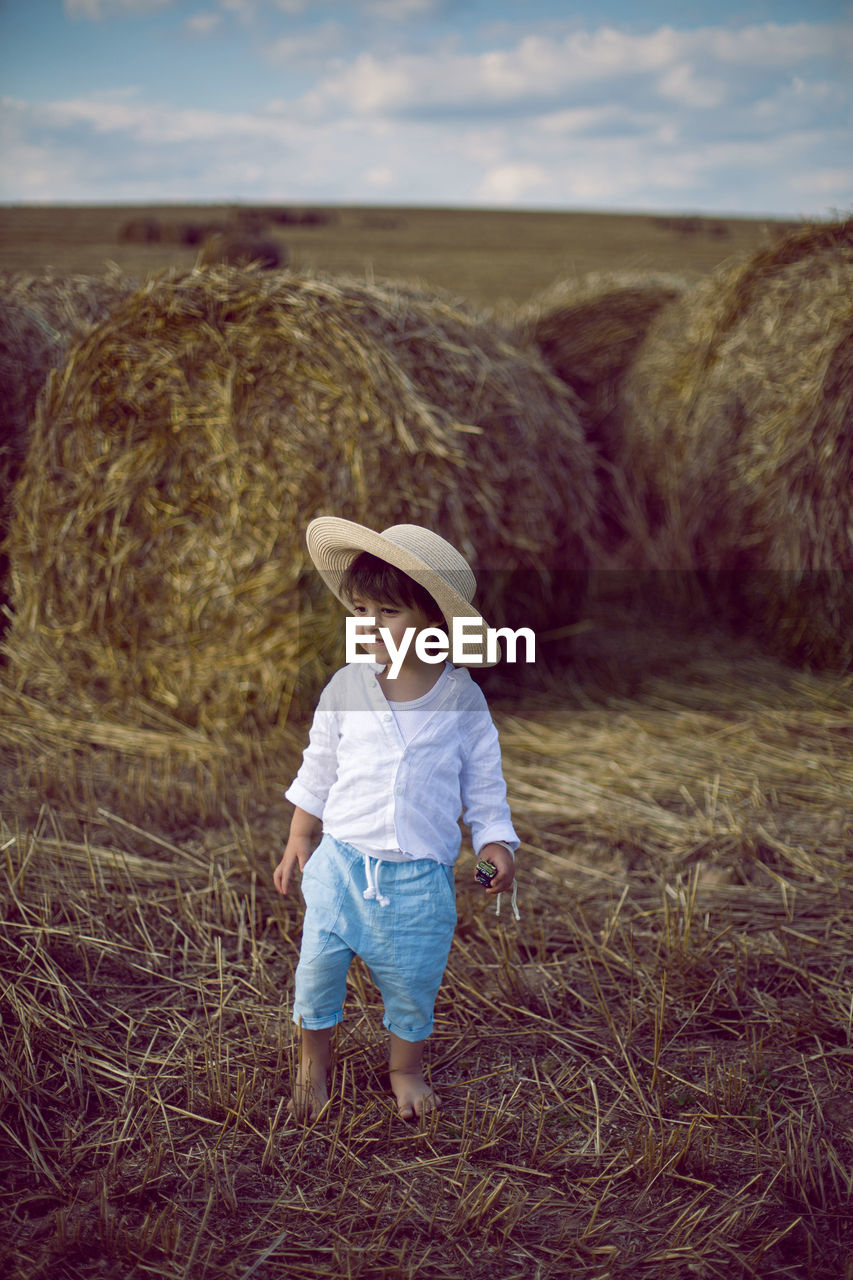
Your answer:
[475,859,497,887]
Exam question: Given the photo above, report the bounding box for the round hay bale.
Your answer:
[516,270,688,419]
[619,219,853,668]
[0,300,61,607]
[0,269,136,609]
[118,216,162,244]
[513,270,688,546]
[230,207,270,235]
[176,221,225,247]
[3,266,598,753]
[0,267,136,340]
[0,297,61,475]
[197,231,286,271]
[299,273,599,628]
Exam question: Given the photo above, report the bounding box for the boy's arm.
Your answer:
[276,677,342,896]
[460,704,519,892]
[274,807,323,895]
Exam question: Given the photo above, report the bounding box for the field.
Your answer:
[1,205,851,1280]
[0,203,787,306]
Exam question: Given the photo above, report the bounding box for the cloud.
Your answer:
[2,87,848,215]
[1,91,325,201]
[192,0,453,18]
[37,91,305,146]
[364,165,394,188]
[698,21,844,67]
[302,20,842,119]
[790,166,853,198]
[477,162,548,204]
[753,71,849,126]
[184,11,223,36]
[267,21,346,64]
[657,63,727,109]
[364,0,452,17]
[64,0,171,18]
[219,0,259,17]
[536,104,632,136]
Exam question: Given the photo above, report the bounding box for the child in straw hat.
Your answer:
[274,518,519,1120]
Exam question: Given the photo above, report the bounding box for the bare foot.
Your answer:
[389,1068,439,1120]
[289,1027,332,1121]
[288,1067,330,1122]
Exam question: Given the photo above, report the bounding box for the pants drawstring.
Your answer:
[495,848,521,921]
[495,878,521,921]
[363,853,390,908]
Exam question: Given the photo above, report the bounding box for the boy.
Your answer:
[274,518,518,1120]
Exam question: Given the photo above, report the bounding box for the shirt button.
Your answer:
[383,713,392,722]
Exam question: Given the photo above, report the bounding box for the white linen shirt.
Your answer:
[285,661,518,866]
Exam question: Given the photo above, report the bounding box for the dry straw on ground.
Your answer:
[616,220,853,669]
[2,265,597,814]
[2,637,851,1279]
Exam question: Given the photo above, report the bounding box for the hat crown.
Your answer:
[304,515,496,664]
[380,524,476,604]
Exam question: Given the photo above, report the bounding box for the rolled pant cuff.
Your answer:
[292,1010,343,1030]
[382,1013,433,1042]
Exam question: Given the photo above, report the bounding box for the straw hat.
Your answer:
[306,517,496,666]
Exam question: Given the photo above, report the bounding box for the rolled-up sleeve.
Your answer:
[284,686,341,819]
[460,708,519,855]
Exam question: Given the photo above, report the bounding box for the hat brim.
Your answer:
[306,517,498,668]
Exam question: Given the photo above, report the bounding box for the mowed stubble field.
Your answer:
[0,202,787,305]
[0,204,851,1280]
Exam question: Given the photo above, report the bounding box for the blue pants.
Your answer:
[293,834,457,1042]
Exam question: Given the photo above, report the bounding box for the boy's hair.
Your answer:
[341,551,444,624]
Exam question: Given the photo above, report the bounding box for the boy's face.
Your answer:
[350,593,443,671]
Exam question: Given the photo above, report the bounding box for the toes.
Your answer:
[288,1091,329,1122]
[396,1093,438,1120]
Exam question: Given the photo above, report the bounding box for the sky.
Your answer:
[0,0,850,216]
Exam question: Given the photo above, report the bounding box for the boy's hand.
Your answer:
[475,843,515,898]
[275,806,322,895]
[274,836,316,896]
